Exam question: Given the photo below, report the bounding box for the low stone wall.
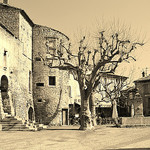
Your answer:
[120,117,150,127]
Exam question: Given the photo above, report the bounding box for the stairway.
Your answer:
[3,105,11,114]
[0,115,45,131]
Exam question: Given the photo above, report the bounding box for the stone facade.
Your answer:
[134,76,150,116]
[0,3,34,121]
[32,25,71,125]
[0,24,34,120]
[118,76,150,127]
[0,4,19,38]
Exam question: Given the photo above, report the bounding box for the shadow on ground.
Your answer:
[46,125,80,130]
[46,128,79,130]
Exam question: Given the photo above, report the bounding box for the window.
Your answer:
[37,99,42,103]
[143,84,148,94]
[48,41,56,49]
[36,83,44,87]
[35,57,41,61]
[3,49,7,69]
[68,86,71,97]
[49,76,56,86]
[4,50,7,56]
[45,37,57,55]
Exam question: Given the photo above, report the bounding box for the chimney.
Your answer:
[3,0,8,4]
[142,71,145,77]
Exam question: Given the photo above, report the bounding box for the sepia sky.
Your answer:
[10,0,150,81]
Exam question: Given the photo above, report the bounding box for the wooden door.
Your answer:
[62,109,68,125]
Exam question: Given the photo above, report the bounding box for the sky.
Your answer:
[9,0,150,81]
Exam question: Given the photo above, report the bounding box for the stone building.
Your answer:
[134,75,150,116]
[0,2,34,121]
[119,76,150,127]
[122,75,150,117]
[32,24,71,125]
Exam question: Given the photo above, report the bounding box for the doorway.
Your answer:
[62,109,68,125]
[28,107,33,121]
[1,75,11,114]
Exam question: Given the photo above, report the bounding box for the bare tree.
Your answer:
[96,74,128,125]
[39,25,144,130]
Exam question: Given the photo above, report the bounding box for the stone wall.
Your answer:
[0,4,20,38]
[135,81,150,116]
[19,13,32,59]
[0,25,34,120]
[33,25,70,125]
[120,117,150,127]
[0,4,34,121]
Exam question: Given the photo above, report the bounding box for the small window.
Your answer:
[36,83,44,87]
[45,38,57,55]
[68,86,71,97]
[35,57,41,61]
[3,50,7,68]
[46,40,56,50]
[49,76,56,86]
[4,50,7,56]
[143,84,148,94]
[37,99,42,103]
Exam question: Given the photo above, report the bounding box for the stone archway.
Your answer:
[1,75,11,114]
[28,107,33,121]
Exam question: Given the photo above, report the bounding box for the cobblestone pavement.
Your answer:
[0,125,150,150]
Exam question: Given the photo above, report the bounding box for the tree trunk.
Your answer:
[79,90,93,130]
[90,92,97,126]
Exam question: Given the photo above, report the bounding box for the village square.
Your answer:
[0,0,150,149]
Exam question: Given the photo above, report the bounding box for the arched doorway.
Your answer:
[1,75,11,114]
[28,107,33,121]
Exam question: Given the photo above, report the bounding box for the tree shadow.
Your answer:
[46,128,79,130]
[49,89,63,123]
[34,89,63,125]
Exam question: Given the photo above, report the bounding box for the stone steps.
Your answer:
[2,125,28,131]
[0,116,45,131]
[1,118,22,122]
[3,105,11,114]
[0,122,22,124]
